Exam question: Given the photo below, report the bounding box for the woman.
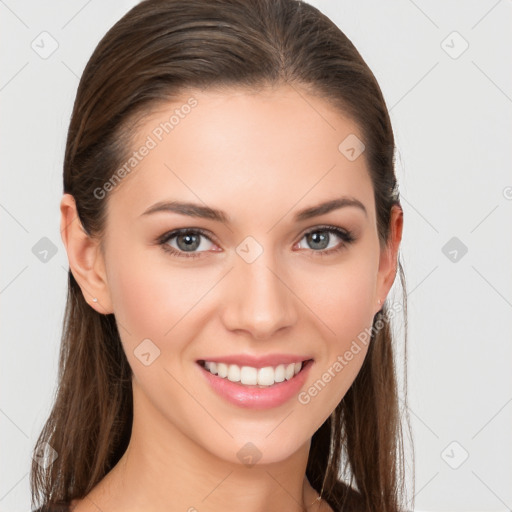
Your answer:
[31,0,412,511]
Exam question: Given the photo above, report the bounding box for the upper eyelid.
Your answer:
[159,227,217,245]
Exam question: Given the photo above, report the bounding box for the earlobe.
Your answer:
[375,205,403,313]
[59,193,114,314]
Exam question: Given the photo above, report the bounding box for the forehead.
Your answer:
[105,85,374,226]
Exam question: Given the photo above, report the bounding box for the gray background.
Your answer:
[1,1,511,511]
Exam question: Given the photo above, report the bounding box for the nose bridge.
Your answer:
[222,238,297,338]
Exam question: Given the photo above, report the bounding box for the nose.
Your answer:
[220,249,298,340]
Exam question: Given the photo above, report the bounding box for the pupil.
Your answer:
[308,231,328,250]
[178,233,199,251]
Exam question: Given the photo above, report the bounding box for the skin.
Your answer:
[60,84,403,512]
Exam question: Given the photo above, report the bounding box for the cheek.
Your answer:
[295,253,376,399]
[298,254,377,338]
[298,266,376,415]
[300,251,377,384]
[108,260,163,338]
[107,244,205,339]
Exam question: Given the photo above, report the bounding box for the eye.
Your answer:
[157,228,217,259]
[157,225,356,259]
[296,225,355,257]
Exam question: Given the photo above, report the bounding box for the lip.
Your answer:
[197,358,314,410]
[196,353,312,369]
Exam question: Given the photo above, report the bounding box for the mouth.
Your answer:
[196,357,314,409]
[196,358,314,388]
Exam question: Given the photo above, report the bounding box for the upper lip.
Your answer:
[197,354,313,369]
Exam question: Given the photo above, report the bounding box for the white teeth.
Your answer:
[227,364,241,382]
[257,367,274,386]
[217,363,228,378]
[240,366,257,385]
[274,364,285,383]
[204,361,217,374]
[202,360,304,386]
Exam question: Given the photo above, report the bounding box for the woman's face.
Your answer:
[83,85,399,465]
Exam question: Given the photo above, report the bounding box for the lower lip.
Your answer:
[197,360,314,410]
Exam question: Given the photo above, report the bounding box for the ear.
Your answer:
[374,204,403,314]
[59,193,114,314]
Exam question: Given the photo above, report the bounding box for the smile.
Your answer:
[199,360,309,387]
[196,359,314,409]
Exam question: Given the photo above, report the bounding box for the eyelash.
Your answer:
[157,225,356,260]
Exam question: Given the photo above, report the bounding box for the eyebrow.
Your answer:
[140,196,367,223]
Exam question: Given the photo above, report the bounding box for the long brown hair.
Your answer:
[31,1,413,510]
